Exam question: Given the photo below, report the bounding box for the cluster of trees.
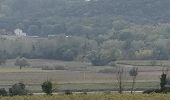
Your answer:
[1,22,170,65]
[0,82,29,96]
[0,35,97,61]
[0,0,170,65]
[0,81,53,96]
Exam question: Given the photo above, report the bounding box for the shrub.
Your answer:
[98,68,115,73]
[42,65,67,70]
[160,73,167,91]
[54,66,66,70]
[42,66,54,70]
[82,91,87,95]
[81,89,87,95]
[167,76,170,85]
[64,90,72,95]
[9,83,28,96]
[164,87,170,93]
[41,81,53,95]
[143,89,161,94]
[104,90,111,94]
[0,88,7,96]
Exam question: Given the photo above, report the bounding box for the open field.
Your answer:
[0,94,170,100]
[0,59,169,92]
[117,60,170,67]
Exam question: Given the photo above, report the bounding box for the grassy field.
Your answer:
[117,60,170,67]
[0,94,170,100]
[0,59,168,92]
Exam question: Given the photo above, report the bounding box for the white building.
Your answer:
[14,29,26,37]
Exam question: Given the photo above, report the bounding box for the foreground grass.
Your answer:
[0,94,170,100]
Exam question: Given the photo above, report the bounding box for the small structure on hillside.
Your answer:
[14,29,27,37]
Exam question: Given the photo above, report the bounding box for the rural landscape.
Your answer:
[0,0,170,99]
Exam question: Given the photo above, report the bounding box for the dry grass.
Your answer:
[117,60,170,67]
[0,59,168,92]
[0,94,170,100]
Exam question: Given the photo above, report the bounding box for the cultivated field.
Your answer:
[0,59,168,92]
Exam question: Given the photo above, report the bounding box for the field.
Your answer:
[0,59,169,92]
[0,94,170,100]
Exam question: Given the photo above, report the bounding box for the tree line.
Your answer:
[0,21,170,65]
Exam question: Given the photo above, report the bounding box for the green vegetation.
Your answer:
[9,83,28,96]
[0,88,7,96]
[14,57,30,69]
[1,0,170,99]
[0,0,170,65]
[160,68,168,92]
[41,81,53,95]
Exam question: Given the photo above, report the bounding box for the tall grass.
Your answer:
[0,94,169,100]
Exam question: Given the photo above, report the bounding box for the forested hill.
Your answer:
[0,0,170,36]
[1,0,170,64]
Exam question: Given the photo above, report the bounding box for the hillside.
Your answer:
[0,0,170,36]
[0,0,170,64]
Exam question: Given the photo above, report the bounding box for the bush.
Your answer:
[81,89,87,95]
[54,66,66,70]
[167,76,170,85]
[9,83,28,96]
[64,90,72,95]
[42,66,54,70]
[98,68,115,73]
[164,87,170,93]
[0,88,7,96]
[42,65,67,70]
[80,91,87,95]
[104,90,111,94]
[41,81,53,95]
[143,89,161,94]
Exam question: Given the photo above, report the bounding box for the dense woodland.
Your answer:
[0,0,170,65]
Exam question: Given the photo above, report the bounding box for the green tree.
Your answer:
[87,50,115,66]
[41,81,53,95]
[160,66,168,92]
[15,57,30,70]
[9,82,28,96]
